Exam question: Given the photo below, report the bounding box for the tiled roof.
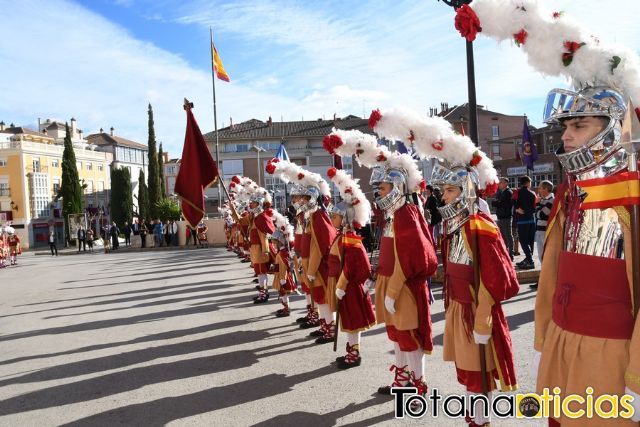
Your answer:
[3,126,53,139]
[439,103,522,120]
[203,116,373,140]
[86,133,148,150]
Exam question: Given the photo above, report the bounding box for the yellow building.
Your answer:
[0,120,112,248]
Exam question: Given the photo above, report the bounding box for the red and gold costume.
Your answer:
[301,207,336,305]
[535,173,640,426]
[7,233,21,265]
[293,212,317,325]
[327,231,376,333]
[441,212,519,394]
[375,203,437,354]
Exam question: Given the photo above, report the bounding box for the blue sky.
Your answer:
[1,0,639,158]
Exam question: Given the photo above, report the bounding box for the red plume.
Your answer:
[297,172,305,180]
[327,167,337,178]
[368,109,382,129]
[483,182,498,197]
[231,176,241,184]
[322,134,343,155]
[265,162,276,174]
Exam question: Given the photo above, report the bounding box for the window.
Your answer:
[491,144,500,158]
[225,143,249,153]
[32,157,41,173]
[98,164,104,171]
[491,125,499,140]
[0,159,6,167]
[51,158,60,168]
[0,182,9,197]
[86,162,92,171]
[52,179,60,195]
[97,181,104,192]
[222,159,243,180]
[86,180,94,193]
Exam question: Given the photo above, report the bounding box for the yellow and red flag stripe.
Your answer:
[579,171,640,210]
[467,213,499,238]
[212,42,230,82]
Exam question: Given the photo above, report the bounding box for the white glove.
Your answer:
[279,279,287,285]
[363,278,375,293]
[530,350,541,381]
[384,296,396,314]
[307,274,315,283]
[335,288,346,300]
[473,331,491,345]
[625,387,640,422]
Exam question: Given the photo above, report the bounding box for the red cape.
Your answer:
[254,211,276,235]
[394,203,438,284]
[312,209,336,257]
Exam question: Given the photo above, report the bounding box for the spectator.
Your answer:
[514,176,537,270]
[424,185,442,243]
[530,180,555,289]
[123,221,132,246]
[49,230,58,256]
[153,219,164,247]
[77,226,86,252]
[511,190,521,256]
[491,177,514,260]
[132,219,140,235]
[140,221,148,248]
[168,220,179,246]
[86,228,94,252]
[164,220,172,246]
[110,221,120,250]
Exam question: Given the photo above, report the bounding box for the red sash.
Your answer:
[249,228,260,245]
[299,232,311,258]
[377,236,394,276]
[553,251,634,339]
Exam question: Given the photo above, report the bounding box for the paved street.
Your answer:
[1,248,544,426]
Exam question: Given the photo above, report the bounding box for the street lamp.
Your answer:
[437,0,479,147]
[251,144,266,186]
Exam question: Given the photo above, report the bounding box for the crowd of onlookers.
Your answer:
[47,218,211,256]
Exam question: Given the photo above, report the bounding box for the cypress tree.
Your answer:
[110,167,133,228]
[147,103,161,219]
[138,169,149,223]
[158,142,166,198]
[60,122,83,244]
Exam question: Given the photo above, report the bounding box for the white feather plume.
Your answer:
[266,159,331,198]
[370,108,499,193]
[325,128,423,192]
[327,168,371,227]
[271,210,294,243]
[469,0,640,104]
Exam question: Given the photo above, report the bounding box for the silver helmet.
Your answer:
[330,201,356,229]
[299,186,320,212]
[543,85,627,175]
[370,166,407,212]
[430,162,478,235]
[269,229,287,245]
[249,194,265,215]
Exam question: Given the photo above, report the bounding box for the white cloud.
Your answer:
[1,0,639,158]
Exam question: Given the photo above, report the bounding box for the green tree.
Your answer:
[138,169,149,223]
[147,103,161,218]
[158,142,166,198]
[60,122,83,244]
[110,167,133,228]
[155,198,181,222]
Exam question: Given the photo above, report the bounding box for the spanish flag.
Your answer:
[579,171,640,210]
[212,42,230,82]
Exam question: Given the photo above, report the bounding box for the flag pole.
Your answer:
[210,27,223,214]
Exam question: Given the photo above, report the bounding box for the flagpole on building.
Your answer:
[210,27,223,213]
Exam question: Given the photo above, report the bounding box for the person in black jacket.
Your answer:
[514,176,537,269]
[424,185,442,244]
[491,178,514,260]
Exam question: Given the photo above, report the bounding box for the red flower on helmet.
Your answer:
[353,221,362,229]
[562,40,585,66]
[344,187,353,194]
[271,158,279,163]
[419,180,426,191]
[265,162,276,174]
[322,134,343,155]
[376,152,387,162]
[297,173,305,180]
[470,151,482,167]
[327,167,337,178]
[514,29,528,47]
[483,182,498,197]
[368,109,382,129]
[431,140,443,151]
[455,4,482,42]
[231,176,241,184]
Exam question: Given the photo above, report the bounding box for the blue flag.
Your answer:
[521,117,538,170]
[275,142,290,162]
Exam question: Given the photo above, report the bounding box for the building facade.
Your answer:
[0,120,112,248]
[163,158,180,199]
[86,128,148,213]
